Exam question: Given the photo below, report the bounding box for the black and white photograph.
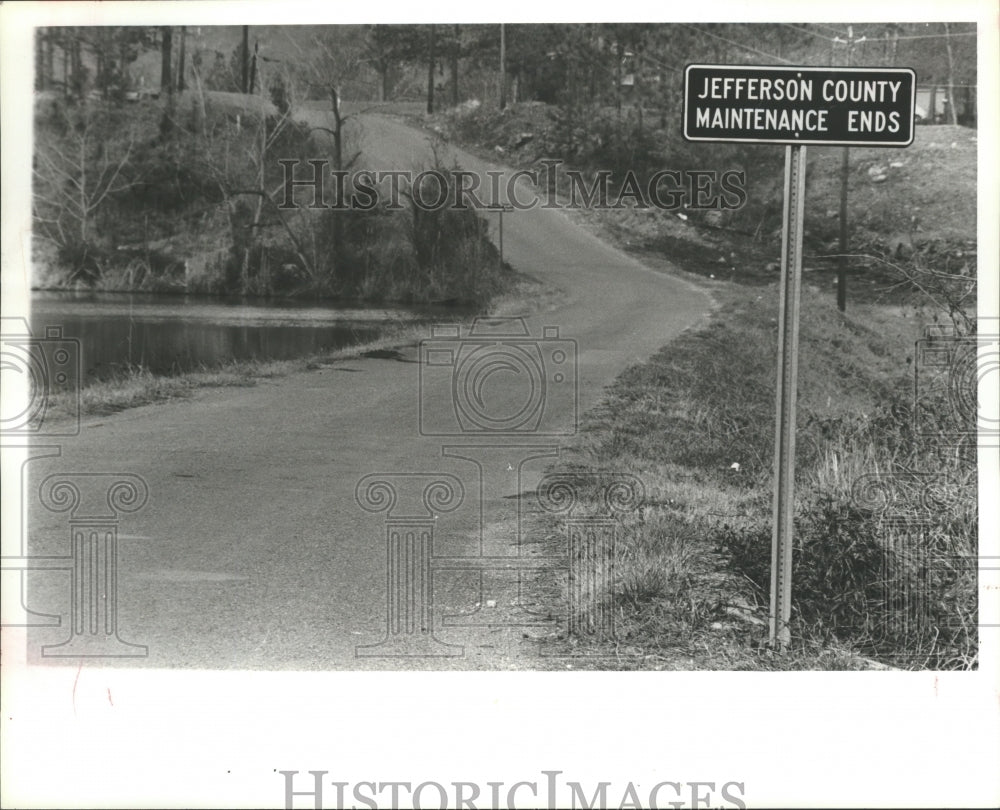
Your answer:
[2,1,998,807]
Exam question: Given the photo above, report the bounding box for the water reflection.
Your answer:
[30,291,463,382]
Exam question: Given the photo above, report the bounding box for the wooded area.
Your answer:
[34,23,977,124]
[29,23,977,302]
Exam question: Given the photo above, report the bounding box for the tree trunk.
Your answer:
[191,56,208,135]
[330,85,344,275]
[499,23,506,111]
[120,38,128,93]
[615,40,623,119]
[35,31,44,90]
[248,40,258,95]
[330,86,343,171]
[378,66,388,102]
[451,24,460,107]
[45,32,54,90]
[962,85,975,126]
[62,32,69,96]
[635,52,643,137]
[71,34,84,99]
[943,23,959,125]
[426,25,436,114]
[97,47,106,99]
[928,83,938,124]
[177,26,187,91]
[241,26,249,94]
[160,26,173,95]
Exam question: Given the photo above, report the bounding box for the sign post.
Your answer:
[770,144,807,647]
[683,64,915,649]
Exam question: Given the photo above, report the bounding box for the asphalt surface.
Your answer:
[21,112,713,670]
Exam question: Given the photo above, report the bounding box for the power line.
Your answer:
[638,51,685,75]
[778,23,840,43]
[781,23,976,43]
[892,32,977,40]
[811,22,852,38]
[677,23,793,65]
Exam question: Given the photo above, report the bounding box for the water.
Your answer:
[28,291,464,383]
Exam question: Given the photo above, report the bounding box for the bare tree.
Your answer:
[33,106,138,279]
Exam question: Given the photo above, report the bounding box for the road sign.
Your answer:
[683,64,916,147]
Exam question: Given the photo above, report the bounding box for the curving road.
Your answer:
[22,112,712,670]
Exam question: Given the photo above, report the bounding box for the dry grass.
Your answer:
[533,285,977,670]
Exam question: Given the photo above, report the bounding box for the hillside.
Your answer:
[432,101,977,297]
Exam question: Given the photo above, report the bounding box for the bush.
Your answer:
[718,390,978,670]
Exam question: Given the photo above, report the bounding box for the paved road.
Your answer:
[20,113,712,670]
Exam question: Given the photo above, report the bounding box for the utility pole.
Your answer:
[451,24,460,107]
[832,26,866,313]
[499,23,507,111]
[177,26,187,92]
[160,26,173,96]
[427,24,436,115]
[241,26,249,94]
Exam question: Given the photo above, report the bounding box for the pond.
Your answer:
[28,291,466,383]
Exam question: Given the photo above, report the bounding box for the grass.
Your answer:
[533,284,977,670]
[428,102,979,670]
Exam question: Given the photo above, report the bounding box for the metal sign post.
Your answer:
[682,63,916,651]
[769,144,807,649]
